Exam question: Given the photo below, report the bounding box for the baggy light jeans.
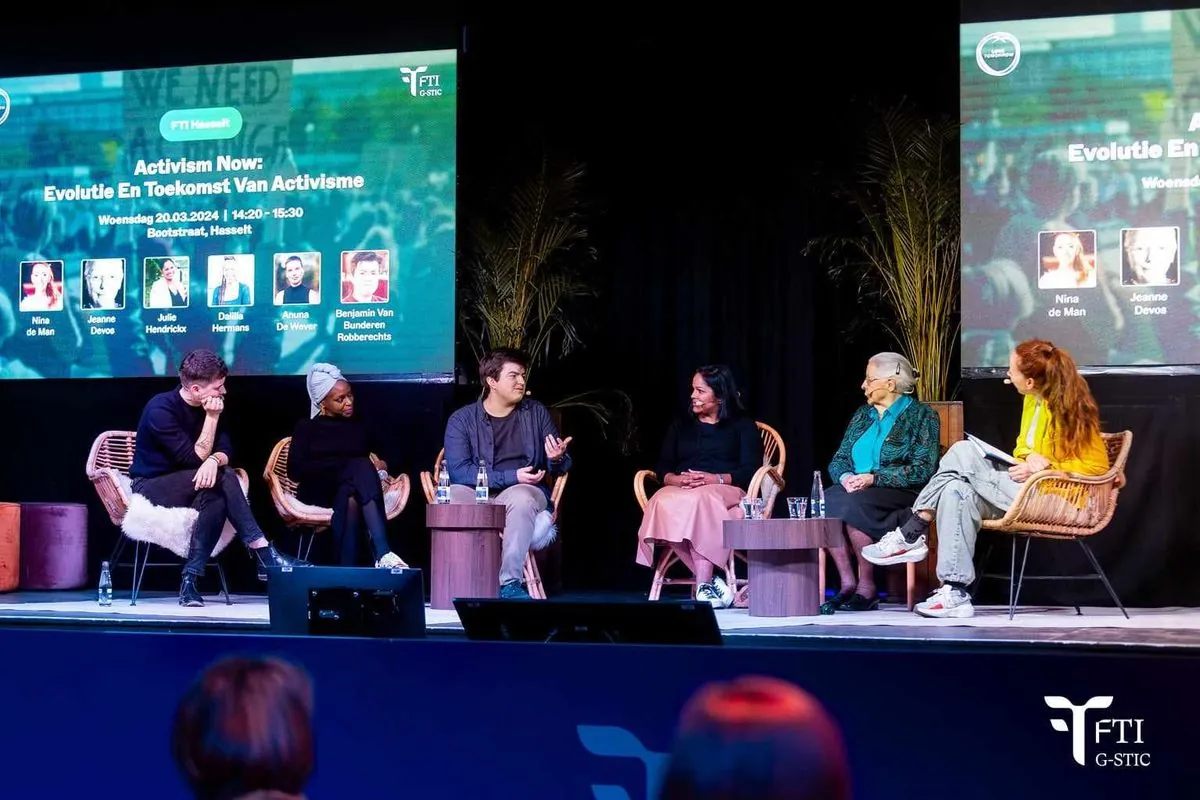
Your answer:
[449,484,547,585]
[913,440,1022,586]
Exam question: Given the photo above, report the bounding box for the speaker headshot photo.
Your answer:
[1037,230,1096,290]
[273,252,321,305]
[339,249,389,304]
[19,260,65,312]
[145,256,190,309]
[208,254,254,307]
[81,258,126,310]
[1121,226,1180,287]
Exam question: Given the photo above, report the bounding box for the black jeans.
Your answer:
[131,467,266,577]
[297,458,389,565]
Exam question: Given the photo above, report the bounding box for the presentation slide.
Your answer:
[0,49,456,380]
[960,9,1200,372]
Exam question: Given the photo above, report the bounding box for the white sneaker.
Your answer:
[915,584,974,618]
[861,529,928,566]
[375,552,407,569]
[696,577,733,609]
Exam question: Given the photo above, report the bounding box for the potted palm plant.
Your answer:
[458,155,634,450]
[805,99,961,418]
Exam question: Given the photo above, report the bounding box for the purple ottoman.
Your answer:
[20,502,88,590]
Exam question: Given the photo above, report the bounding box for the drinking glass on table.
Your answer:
[787,497,808,518]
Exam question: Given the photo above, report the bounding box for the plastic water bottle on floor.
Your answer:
[475,461,489,503]
[98,561,113,607]
[436,462,451,504]
[809,471,825,518]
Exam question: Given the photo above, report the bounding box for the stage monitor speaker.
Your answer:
[453,599,723,646]
[267,566,426,639]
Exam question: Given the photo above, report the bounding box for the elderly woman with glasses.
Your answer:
[819,352,940,614]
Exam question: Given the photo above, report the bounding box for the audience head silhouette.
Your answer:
[171,655,315,800]
[658,675,851,800]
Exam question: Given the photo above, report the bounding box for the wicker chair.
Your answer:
[634,421,786,605]
[85,430,242,605]
[262,436,411,561]
[419,448,567,600]
[976,431,1133,620]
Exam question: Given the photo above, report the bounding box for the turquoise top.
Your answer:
[848,394,913,477]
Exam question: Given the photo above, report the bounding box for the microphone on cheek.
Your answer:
[1003,379,1012,384]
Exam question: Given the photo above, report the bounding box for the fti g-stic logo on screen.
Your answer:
[400,66,443,97]
[976,32,1021,76]
[0,88,10,126]
[1044,695,1150,768]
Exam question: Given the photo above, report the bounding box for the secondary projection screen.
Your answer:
[0,49,456,380]
[960,10,1200,374]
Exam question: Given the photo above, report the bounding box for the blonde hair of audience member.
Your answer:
[658,676,851,800]
[171,655,314,800]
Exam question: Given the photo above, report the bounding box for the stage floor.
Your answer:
[1,589,1196,651]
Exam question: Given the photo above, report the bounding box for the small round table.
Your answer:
[427,503,507,610]
[20,502,88,590]
[723,517,843,616]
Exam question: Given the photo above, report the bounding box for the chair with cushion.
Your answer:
[262,436,411,562]
[85,430,238,605]
[634,421,786,605]
[419,448,567,600]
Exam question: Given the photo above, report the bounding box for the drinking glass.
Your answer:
[787,497,808,518]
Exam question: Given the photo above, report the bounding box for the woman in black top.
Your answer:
[635,365,763,608]
[289,363,406,568]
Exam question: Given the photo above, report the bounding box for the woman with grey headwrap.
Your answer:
[288,363,407,568]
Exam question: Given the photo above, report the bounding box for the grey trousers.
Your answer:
[913,440,1021,586]
[449,484,547,584]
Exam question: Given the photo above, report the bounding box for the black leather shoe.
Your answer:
[842,593,881,612]
[253,543,310,581]
[819,589,857,616]
[179,575,204,607]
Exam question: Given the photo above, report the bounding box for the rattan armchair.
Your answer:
[634,421,786,604]
[977,431,1133,620]
[419,448,567,600]
[263,436,410,561]
[85,430,242,604]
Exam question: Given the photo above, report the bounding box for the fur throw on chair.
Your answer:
[531,509,557,551]
[120,494,236,559]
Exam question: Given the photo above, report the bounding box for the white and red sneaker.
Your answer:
[915,585,975,618]
[861,529,928,566]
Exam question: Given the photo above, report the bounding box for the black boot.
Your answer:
[179,574,204,607]
[252,543,310,581]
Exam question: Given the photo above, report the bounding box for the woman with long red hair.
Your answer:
[860,339,1108,619]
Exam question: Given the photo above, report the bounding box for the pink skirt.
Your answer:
[635,484,747,571]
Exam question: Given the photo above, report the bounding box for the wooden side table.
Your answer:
[723,517,844,616]
[427,503,506,610]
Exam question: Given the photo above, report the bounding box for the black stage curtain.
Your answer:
[962,375,1200,608]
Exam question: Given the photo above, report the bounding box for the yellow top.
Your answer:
[1013,393,1109,476]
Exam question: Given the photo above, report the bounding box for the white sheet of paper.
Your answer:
[966,433,1018,466]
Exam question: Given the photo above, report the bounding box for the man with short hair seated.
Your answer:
[442,347,571,599]
[129,348,308,607]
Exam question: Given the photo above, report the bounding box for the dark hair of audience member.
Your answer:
[658,676,851,800]
[171,655,315,800]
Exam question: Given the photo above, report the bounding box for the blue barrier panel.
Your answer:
[0,628,1190,798]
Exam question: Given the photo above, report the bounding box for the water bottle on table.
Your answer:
[475,461,489,503]
[98,561,112,607]
[436,462,451,504]
[809,471,825,518]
